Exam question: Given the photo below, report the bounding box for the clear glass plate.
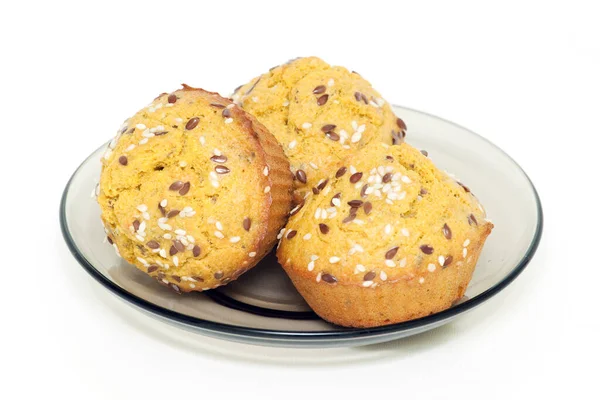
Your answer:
[60,105,543,348]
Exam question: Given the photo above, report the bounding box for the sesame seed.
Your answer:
[303,233,312,240]
[277,228,286,239]
[438,256,446,266]
[380,271,388,281]
[384,224,392,235]
[135,123,146,130]
[329,256,340,264]
[314,208,322,219]
[302,122,312,129]
[230,236,241,243]
[173,256,179,267]
[327,78,334,86]
[420,244,434,254]
[135,234,144,242]
[427,263,436,272]
[463,248,468,258]
[263,166,269,176]
[137,204,148,212]
[401,228,410,237]
[419,277,425,284]
[385,260,396,267]
[264,186,271,193]
[214,231,224,239]
[199,136,206,145]
[362,281,373,287]
[401,175,412,184]
[307,261,315,271]
[283,100,289,106]
[224,118,233,124]
[464,239,471,247]
[309,162,319,170]
[288,140,297,149]
[159,249,167,258]
[174,229,186,235]
[249,252,256,257]
[316,272,322,282]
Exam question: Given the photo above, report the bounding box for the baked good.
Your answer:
[232,57,405,195]
[98,85,292,293]
[276,142,493,327]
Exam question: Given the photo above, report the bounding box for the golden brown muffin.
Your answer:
[232,57,405,196]
[277,143,493,327]
[99,85,292,293]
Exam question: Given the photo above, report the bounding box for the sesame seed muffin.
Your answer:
[276,143,493,327]
[232,57,405,196]
[98,85,292,293]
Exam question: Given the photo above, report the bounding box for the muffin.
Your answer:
[98,85,292,293]
[232,57,405,196]
[277,143,493,327]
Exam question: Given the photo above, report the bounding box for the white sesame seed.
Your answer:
[282,100,290,106]
[214,231,224,239]
[136,123,146,130]
[463,248,468,258]
[158,222,172,231]
[351,131,362,143]
[142,212,150,220]
[380,271,388,281]
[264,186,271,193]
[302,122,312,129]
[385,260,396,267]
[174,229,186,235]
[353,219,365,225]
[314,208,322,219]
[186,235,195,243]
[401,175,412,184]
[288,140,297,149]
[303,233,312,240]
[392,172,401,181]
[163,234,172,239]
[377,166,386,176]
[399,257,407,268]
[356,264,366,272]
[463,239,471,247]
[311,255,319,261]
[103,149,113,160]
[215,221,223,231]
[137,204,148,212]
[316,272,322,282]
[277,228,286,239]
[309,162,319,170]
[428,263,436,272]
[419,277,425,284]
[349,165,357,174]
[174,118,183,123]
[142,130,154,138]
[138,221,146,232]
[230,236,241,243]
[307,261,315,271]
[365,187,374,195]
[125,144,136,152]
[374,190,382,197]
[382,183,391,193]
[401,228,410,237]
[213,148,222,156]
[160,199,167,207]
[354,244,364,253]
[357,124,366,134]
[329,256,341,264]
[351,121,358,131]
[362,281,373,287]
[397,191,406,200]
[179,237,189,246]
[263,166,269,176]
[189,283,196,288]
[323,186,331,195]
[251,96,259,103]
[135,234,144,242]
[139,138,149,145]
[327,78,334,86]
[199,136,206,145]
[179,161,187,167]
[173,256,179,267]
[159,249,167,258]
[209,171,218,180]
[438,256,445,266]
[224,118,233,124]
[342,145,351,149]
[332,198,341,207]
[249,252,257,257]
[384,224,392,235]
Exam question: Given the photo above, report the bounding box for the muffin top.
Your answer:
[277,143,492,287]
[232,57,404,193]
[99,85,291,291]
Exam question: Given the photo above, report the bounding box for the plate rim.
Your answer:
[59,105,544,342]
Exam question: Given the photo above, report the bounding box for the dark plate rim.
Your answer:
[59,105,543,342]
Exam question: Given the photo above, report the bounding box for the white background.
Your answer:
[1,0,598,398]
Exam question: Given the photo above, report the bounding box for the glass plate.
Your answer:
[60,105,543,348]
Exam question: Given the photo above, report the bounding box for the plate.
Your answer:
[60,105,543,348]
